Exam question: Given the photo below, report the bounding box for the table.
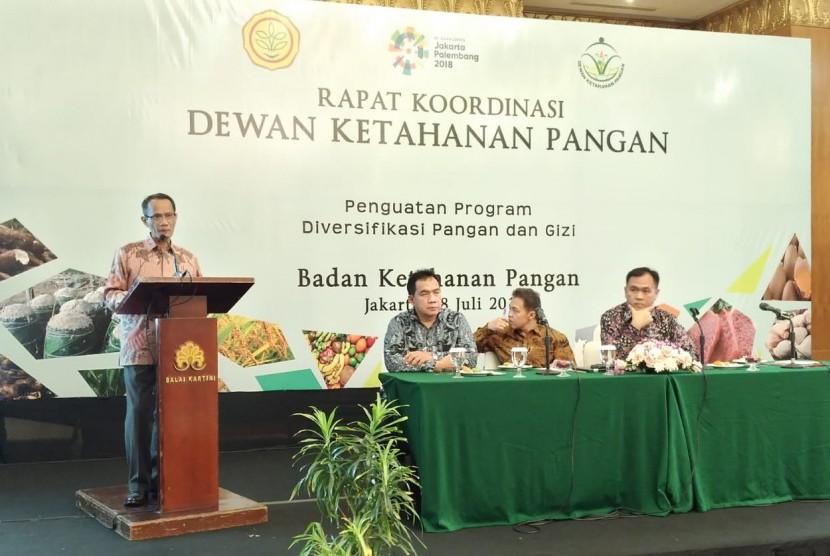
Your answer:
[380,370,694,532]
[672,365,830,510]
[380,365,830,532]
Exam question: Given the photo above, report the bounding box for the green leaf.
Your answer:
[290,394,422,554]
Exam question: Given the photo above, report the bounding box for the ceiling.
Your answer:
[524,0,739,23]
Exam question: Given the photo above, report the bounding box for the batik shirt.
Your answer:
[600,302,698,360]
[103,236,202,366]
[474,322,575,367]
[384,308,477,371]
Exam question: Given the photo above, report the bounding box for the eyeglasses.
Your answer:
[144,212,177,223]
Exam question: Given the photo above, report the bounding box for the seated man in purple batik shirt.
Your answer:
[600,267,698,360]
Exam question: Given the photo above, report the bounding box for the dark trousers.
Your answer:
[123,364,158,495]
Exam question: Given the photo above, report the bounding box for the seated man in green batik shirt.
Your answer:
[383,268,477,372]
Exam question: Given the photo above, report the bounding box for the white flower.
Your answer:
[624,340,700,373]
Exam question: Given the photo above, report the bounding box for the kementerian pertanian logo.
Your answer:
[389,27,429,76]
[578,37,624,88]
[242,10,300,71]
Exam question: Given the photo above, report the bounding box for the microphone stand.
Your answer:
[764,310,814,368]
[537,315,556,376]
[544,326,551,372]
[690,310,706,368]
[780,314,802,368]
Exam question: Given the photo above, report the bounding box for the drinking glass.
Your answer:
[449,347,467,379]
[555,359,572,378]
[746,355,760,372]
[511,347,528,378]
[600,344,617,375]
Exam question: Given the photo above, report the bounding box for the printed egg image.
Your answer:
[793,257,811,298]
[762,234,811,301]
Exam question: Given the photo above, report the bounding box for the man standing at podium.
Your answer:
[104,193,202,507]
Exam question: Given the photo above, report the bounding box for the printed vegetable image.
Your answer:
[304,330,377,389]
[216,313,293,367]
[687,299,755,363]
[0,219,57,281]
[79,368,126,397]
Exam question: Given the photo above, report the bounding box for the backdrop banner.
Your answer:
[0,0,811,397]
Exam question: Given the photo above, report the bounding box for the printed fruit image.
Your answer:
[304,330,378,389]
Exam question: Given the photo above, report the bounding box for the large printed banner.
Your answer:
[0,0,811,399]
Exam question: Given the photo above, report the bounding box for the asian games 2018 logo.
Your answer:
[578,37,624,88]
[389,27,429,76]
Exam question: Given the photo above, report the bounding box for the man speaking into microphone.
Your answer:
[103,193,202,507]
[474,288,574,367]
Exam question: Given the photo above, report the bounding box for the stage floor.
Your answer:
[2,447,830,555]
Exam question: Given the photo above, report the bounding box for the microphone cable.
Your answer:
[512,368,582,534]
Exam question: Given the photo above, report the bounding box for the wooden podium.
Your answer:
[76,277,268,540]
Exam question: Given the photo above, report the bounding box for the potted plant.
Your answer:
[290,393,423,555]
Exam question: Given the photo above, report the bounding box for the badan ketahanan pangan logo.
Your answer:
[389,27,429,76]
[578,37,625,88]
[242,10,300,70]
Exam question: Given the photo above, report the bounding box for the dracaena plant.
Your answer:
[290,394,423,556]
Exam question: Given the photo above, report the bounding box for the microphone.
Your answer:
[160,235,187,278]
[536,307,549,326]
[759,302,791,320]
[689,307,700,319]
[170,246,187,278]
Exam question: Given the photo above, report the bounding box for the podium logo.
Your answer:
[242,10,300,71]
[578,37,625,88]
[174,341,207,372]
[390,27,429,76]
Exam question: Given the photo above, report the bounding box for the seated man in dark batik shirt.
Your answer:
[600,267,698,360]
[384,268,477,372]
[474,288,574,367]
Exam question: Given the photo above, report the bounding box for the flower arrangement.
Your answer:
[618,340,701,374]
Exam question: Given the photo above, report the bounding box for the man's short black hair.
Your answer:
[511,288,541,313]
[626,267,660,287]
[141,193,177,216]
[407,268,441,295]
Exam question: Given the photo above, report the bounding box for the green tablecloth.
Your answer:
[380,370,693,532]
[672,365,830,510]
[380,365,830,532]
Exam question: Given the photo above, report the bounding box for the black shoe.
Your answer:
[124,492,147,507]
